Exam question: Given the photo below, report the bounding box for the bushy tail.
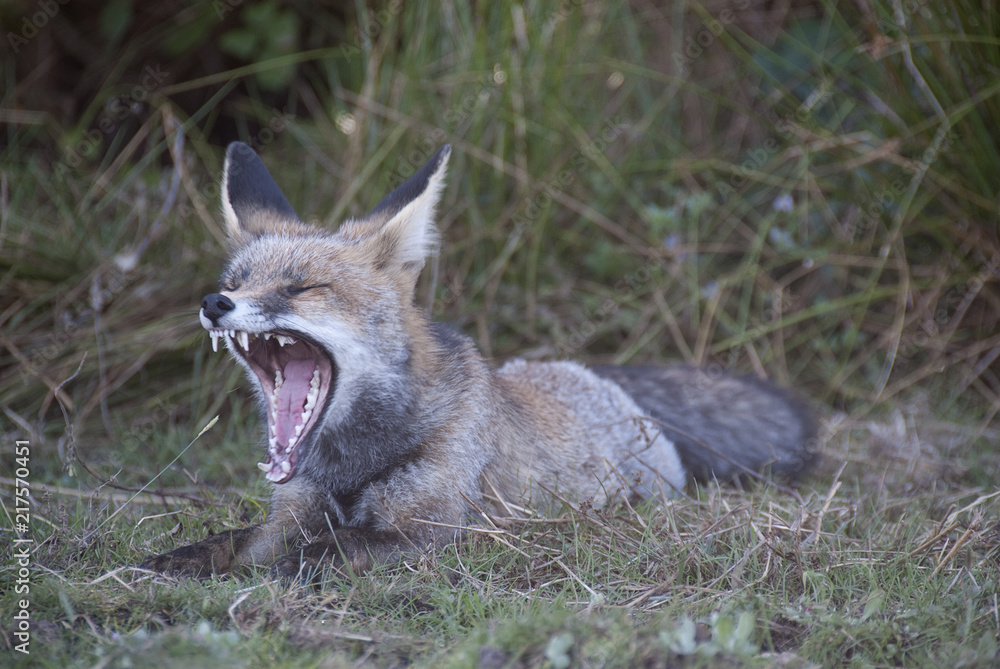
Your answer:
[591,364,817,483]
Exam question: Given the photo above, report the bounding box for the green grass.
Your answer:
[2,0,1000,666]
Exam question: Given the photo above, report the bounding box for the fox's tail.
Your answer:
[591,364,817,482]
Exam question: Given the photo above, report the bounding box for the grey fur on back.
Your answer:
[590,365,817,482]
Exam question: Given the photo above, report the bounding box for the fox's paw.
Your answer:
[270,530,392,582]
[270,540,349,582]
[139,546,217,579]
[139,529,248,578]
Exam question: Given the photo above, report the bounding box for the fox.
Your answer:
[140,142,816,578]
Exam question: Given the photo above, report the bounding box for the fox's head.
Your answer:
[199,142,450,484]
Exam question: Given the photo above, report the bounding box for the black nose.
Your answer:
[201,293,236,322]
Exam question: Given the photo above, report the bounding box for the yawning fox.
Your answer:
[141,142,816,578]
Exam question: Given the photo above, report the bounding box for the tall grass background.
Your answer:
[1,1,998,666]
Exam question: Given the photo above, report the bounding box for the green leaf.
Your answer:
[269,11,300,51]
[659,618,697,655]
[544,632,574,669]
[242,0,279,32]
[99,0,133,46]
[219,28,258,60]
[162,8,216,57]
[860,590,886,622]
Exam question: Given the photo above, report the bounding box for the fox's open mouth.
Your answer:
[207,328,335,484]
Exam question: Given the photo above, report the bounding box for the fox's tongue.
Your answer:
[274,359,315,445]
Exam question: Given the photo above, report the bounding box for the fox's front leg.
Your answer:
[140,521,301,577]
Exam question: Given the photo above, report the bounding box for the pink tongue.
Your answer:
[275,359,315,446]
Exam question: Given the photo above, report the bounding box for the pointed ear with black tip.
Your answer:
[220,142,312,248]
[337,145,451,286]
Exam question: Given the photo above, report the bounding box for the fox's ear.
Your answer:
[221,142,309,248]
[339,145,450,281]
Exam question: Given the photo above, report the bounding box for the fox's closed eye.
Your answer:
[286,284,326,296]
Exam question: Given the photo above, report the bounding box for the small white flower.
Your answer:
[773,194,794,212]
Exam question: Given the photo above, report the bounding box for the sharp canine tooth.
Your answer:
[263,333,271,341]
[257,462,269,472]
[281,461,291,473]
[210,332,219,352]
[240,331,249,350]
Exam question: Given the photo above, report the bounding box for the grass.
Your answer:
[2,0,999,666]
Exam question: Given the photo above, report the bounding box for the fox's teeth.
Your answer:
[240,331,250,351]
[303,369,320,411]
[301,408,312,425]
[280,461,291,474]
[276,335,289,347]
[284,445,292,454]
[263,333,271,341]
[257,462,269,472]
[210,331,220,352]
[294,423,304,437]
[270,423,277,437]
[289,435,298,449]
[274,369,283,389]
